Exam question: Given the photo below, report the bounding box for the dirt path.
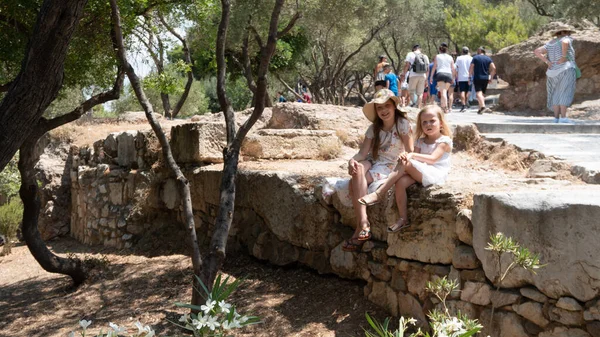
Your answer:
[0,238,387,337]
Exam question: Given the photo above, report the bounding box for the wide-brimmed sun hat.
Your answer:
[547,22,576,36]
[362,89,400,123]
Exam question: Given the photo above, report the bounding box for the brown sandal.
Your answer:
[342,238,364,252]
[358,190,383,206]
[387,219,411,233]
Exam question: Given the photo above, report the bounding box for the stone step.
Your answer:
[475,122,600,134]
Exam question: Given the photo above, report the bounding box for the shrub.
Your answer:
[0,199,23,255]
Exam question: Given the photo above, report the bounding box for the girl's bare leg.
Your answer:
[359,163,407,205]
[390,161,422,231]
[349,160,373,239]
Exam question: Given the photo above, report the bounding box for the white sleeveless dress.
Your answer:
[410,136,452,186]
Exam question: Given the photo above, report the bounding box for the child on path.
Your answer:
[342,89,414,252]
[384,65,399,96]
[358,105,452,232]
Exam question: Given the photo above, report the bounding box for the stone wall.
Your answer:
[68,103,600,336]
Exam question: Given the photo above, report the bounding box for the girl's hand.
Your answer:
[348,158,358,176]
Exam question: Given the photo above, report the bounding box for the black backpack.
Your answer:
[412,53,428,73]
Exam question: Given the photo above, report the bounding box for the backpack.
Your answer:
[412,53,427,73]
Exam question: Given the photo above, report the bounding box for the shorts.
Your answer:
[474,79,489,93]
[435,72,453,84]
[375,80,386,87]
[458,81,470,92]
[408,75,426,95]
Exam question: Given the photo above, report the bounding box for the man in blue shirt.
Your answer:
[383,65,399,96]
[469,46,496,114]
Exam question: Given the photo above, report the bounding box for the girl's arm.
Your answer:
[400,133,414,153]
[408,142,451,164]
[534,46,551,67]
[348,136,373,175]
[451,59,457,80]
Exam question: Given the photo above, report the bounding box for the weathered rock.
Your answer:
[448,267,461,299]
[549,305,585,326]
[480,309,528,337]
[406,267,431,300]
[513,301,550,328]
[242,129,341,160]
[170,122,225,164]
[455,209,473,245]
[521,287,549,303]
[368,281,398,316]
[494,21,600,112]
[368,261,391,281]
[397,292,427,328]
[452,245,481,269]
[252,231,300,266]
[460,268,487,283]
[587,321,600,337]
[267,102,371,147]
[491,289,521,308]
[585,299,600,321]
[116,131,138,167]
[557,297,584,311]
[118,111,163,123]
[330,243,359,279]
[438,300,479,320]
[472,191,600,302]
[390,269,407,292]
[460,281,491,306]
[538,326,591,337]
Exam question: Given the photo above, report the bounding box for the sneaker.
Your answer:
[482,107,492,113]
[459,105,466,113]
[554,117,560,123]
[559,118,572,124]
[477,107,484,115]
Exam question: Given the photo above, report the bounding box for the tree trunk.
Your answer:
[160,93,172,118]
[18,136,87,286]
[200,0,287,289]
[109,0,204,306]
[0,0,88,171]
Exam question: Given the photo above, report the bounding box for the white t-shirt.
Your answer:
[435,53,454,74]
[455,55,473,82]
[405,51,429,78]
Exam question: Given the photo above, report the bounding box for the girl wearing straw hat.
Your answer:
[534,22,578,123]
[342,89,413,252]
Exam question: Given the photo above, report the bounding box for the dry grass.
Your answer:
[318,142,342,160]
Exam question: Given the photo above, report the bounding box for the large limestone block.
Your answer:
[116,131,138,167]
[538,327,591,337]
[170,122,225,164]
[480,310,529,337]
[267,103,372,147]
[494,21,600,111]
[472,191,600,302]
[242,129,341,160]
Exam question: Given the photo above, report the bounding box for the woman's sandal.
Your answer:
[387,219,411,233]
[357,227,371,241]
[342,238,364,252]
[358,190,383,206]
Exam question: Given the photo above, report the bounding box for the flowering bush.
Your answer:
[173,274,260,336]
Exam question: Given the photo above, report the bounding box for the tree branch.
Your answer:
[527,0,554,17]
[275,74,306,102]
[277,12,301,38]
[249,25,264,49]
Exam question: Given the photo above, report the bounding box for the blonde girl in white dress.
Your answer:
[359,105,452,232]
[342,89,413,252]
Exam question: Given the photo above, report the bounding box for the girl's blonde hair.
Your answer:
[414,105,452,140]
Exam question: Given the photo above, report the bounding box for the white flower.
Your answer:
[204,315,220,331]
[233,311,249,324]
[108,322,127,335]
[178,313,189,323]
[218,300,232,314]
[79,319,92,330]
[223,318,242,330]
[192,314,207,330]
[200,299,216,314]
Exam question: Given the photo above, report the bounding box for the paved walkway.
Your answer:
[447,107,600,183]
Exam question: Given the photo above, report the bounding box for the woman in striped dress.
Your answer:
[534,23,577,123]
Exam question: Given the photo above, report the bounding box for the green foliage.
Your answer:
[0,153,20,202]
[202,76,252,112]
[0,199,23,247]
[486,232,544,283]
[445,0,530,52]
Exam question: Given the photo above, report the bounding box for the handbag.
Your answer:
[568,54,581,79]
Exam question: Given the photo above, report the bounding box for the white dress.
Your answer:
[410,136,452,186]
[365,118,412,182]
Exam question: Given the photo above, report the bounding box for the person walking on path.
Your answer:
[429,42,456,114]
[455,47,473,112]
[374,55,388,91]
[534,22,578,123]
[469,46,496,114]
[400,44,429,109]
[384,65,399,96]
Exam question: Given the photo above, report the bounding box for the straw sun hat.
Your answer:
[547,22,576,36]
[362,89,401,123]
